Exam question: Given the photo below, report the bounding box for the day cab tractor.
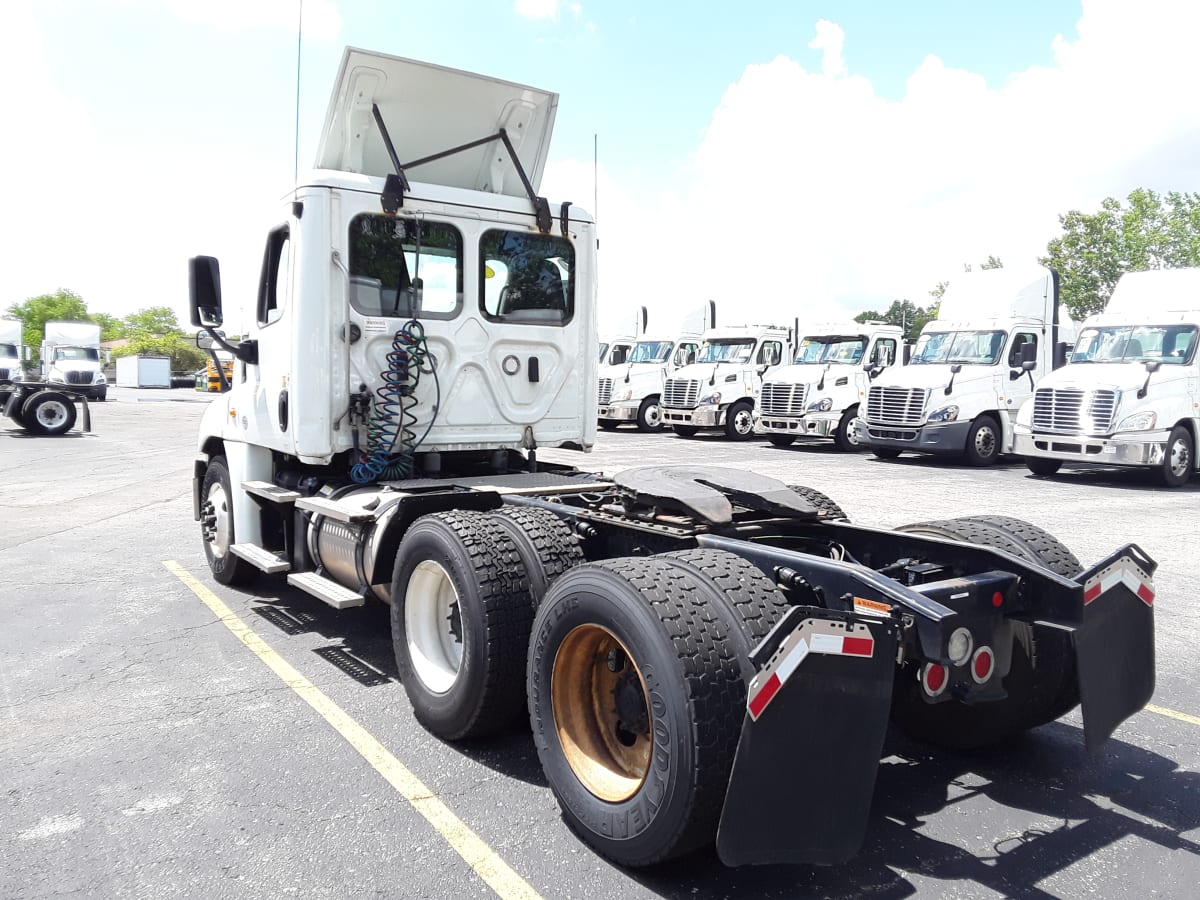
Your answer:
[189,48,1157,868]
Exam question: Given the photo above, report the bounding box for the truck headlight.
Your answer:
[615,387,633,402]
[699,392,721,405]
[95,373,106,384]
[807,397,833,412]
[928,405,959,423]
[1117,411,1157,431]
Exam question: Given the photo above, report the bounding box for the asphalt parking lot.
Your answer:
[3,390,1199,898]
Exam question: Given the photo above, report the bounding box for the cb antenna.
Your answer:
[593,133,598,225]
[292,0,304,197]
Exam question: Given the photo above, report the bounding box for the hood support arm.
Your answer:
[372,105,553,233]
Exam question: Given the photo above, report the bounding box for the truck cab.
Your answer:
[0,319,28,383]
[856,266,1075,466]
[41,321,107,401]
[756,322,903,451]
[660,325,792,440]
[1014,267,1200,487]
[599,335,634,366]
[596,330,701,431]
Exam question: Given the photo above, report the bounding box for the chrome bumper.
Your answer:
[597,403,638,422]
[757,414,837,438]
[1014,430,1170,466]
[663,406,724,427]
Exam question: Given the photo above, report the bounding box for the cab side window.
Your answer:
[674,342,698,366]
[257,225,290,327]
[757,341,782,366]
[1008,333,1038,367]
[873,338,897,367]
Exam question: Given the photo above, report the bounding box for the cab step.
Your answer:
[294,496,374,524]
[229,543,291,574]
[287,572,365,609]
[242,480,301,503]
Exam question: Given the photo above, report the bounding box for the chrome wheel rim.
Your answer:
[35,400,70,429]
[733,408,753,435]
[644,403,661,428]
[974,425,997,458]
[1169,438,1190,479]
[405,560,463,694]
[201,482,232,559]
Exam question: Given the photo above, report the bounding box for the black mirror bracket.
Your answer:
[203,327,259,367]
[1137,360,1161,399]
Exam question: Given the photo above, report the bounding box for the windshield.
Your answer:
[698,339,755,364]
[793,335,868,365]
[55,347,100,362]
[1071,325,1198,365]
[0,343,17,359]
[627,340,673,363]
[911,330,1006,366]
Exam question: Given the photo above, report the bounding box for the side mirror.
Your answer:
[196,333,216,351]
[21,346,31,361]
[189,255,224,328]
[1020,341,1037,365]
[950,364,962,374]
[104,350,113,365]
[1021,359,1036,372]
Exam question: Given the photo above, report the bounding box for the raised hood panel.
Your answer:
[877,364,993,390]
[1036,362,1188,393]
[316,48,558,196]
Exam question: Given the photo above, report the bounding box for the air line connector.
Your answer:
[774,566,824,605]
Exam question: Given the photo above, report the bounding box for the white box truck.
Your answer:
[115,354,172,388]
[184,47,1155,869]
[660,324,793,439]
[1014,267,1200,486]
[856,265,1075,465]
[41,321,107,401]
[0,318,29,383]
[756,321,904,451]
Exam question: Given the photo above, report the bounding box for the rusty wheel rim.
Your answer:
[551,624,652,802]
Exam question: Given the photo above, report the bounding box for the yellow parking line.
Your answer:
[1145,703,1200,727]
[163,561,543,900]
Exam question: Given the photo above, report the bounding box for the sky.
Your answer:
[3,0,1199,337]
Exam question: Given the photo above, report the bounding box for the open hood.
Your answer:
[315,48,558,197]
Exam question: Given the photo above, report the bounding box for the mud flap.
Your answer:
[1073,544,1156,754]
[716,611,896,866]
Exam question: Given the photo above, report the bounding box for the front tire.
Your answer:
[963,415,1001,466]
[1026,457,1062,477]
[724,400,754,441]
[833,407,861,452]
[391,512,533,740]
[529,558,744,867]
[1158,425,1193,487]
[636,396,662,432]
[199,455,257,587]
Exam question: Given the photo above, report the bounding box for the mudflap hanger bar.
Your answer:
[372,103,556,234]
[717,606,898,866]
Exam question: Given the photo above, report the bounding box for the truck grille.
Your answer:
[760,382,807,417]
[866,386,926,426]
[66,371,91,384]
[663,378,700,409]
[597,377,613,405]
[0,368,9,381]
[1032,388,1118,435]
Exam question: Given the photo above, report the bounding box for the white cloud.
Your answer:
[516,0,558,21]
[578,0,1200,334]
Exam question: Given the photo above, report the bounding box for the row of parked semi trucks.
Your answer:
[0,319,109,400]
[597,264,1200,487]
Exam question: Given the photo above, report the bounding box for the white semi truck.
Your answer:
[659,324,793,439]
[188,48,1155,869]
[0,318,29,383]
[756,321,904,451]
[596,304,711,432]
[856,265,1075,465]
[1014,267,1200,487]
[41,321,107,401]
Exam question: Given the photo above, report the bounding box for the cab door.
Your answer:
[243,222,296,454]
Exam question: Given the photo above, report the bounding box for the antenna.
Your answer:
[593,133,598,223]
[292,0,304,196]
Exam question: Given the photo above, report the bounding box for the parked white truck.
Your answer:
[187,48,1155,870]
[756,321,904,451]
[856,265,1075,465]
[1014,267,1200,486]
[0,318,28,383]
[660,324,793,439]
[597,304,711,432]
[41,321,107,401]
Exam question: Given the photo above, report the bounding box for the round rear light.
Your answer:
[971,646,995,684]
[947,627,973,666]
[922,662,948,697]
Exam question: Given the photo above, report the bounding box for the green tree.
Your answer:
[112,332,206,372]
[123,306,179,336]
[855,299,936,342]
[90,312,126,342]
[5,289,90,367]
[1040,188,1200,318]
